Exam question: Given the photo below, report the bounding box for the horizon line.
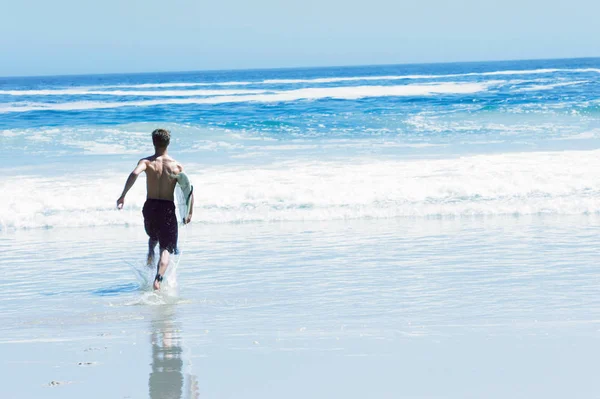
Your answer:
[2,55,600,80]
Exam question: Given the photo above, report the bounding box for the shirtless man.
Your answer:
[117,129,193,290]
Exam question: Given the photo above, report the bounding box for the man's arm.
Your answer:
[116,159,147,209]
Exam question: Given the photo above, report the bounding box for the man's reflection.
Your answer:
[149,306,199,399]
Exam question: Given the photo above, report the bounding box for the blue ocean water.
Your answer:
[2,58,600,229]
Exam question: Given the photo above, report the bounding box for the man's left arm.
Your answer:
[117,160,147,209]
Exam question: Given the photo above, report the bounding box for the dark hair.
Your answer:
[152,128,171,148]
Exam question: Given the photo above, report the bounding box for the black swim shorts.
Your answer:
[142,199,178,254]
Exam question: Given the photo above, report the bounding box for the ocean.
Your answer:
[2,58,600,398]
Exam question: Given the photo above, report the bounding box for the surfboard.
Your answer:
[175,172,193,224]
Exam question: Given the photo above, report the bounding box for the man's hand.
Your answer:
[117,196,125,210]
[184,213,192,224]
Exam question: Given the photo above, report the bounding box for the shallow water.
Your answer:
[3,216,600,398]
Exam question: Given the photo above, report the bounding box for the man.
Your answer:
[117,128,193,290]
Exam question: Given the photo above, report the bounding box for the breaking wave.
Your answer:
[3,149,600,230]
[0,82,488,113]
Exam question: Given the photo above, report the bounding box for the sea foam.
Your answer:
[0,82,487,113]
[4,67,597,95]
[3,149,600,230]
[0,88,268,96]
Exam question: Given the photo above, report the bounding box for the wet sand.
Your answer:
[3,216,600,398]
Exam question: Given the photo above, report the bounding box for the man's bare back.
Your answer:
[142,154,183,201]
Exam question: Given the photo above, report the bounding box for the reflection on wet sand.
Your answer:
[149,306,199,399]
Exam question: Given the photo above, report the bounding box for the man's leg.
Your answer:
[154,248,170,290]
[154,201,177,290]
[143,200,159,267]
[147,238,158,266]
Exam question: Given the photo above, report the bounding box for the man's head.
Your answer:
[152,128,171,149]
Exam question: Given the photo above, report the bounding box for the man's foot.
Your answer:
[147,253,155,267]
[153,273,163,290]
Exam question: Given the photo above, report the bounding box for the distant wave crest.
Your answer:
[0,82,488,113]
[72,67,600,89]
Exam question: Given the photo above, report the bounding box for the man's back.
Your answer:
[143,155,182,201]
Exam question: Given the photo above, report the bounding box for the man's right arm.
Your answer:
[117,159,147,209]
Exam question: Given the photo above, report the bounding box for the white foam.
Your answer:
[2,68,595,96]
[3,149,600,230]
[258,69,575,84]
[0,82,488,113]
[513,80,588,92]
[0,88,267,96]
[551,130,600,140]
[99,81,254,88]
[2,67,595,98]
[67,140,138,154]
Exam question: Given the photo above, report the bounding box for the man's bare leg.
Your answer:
[147,238,158,266]
[154,248,170,290]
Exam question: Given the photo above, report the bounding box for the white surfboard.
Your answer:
[175,172,193,224]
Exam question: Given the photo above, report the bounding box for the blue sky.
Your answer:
[2,0,599,76]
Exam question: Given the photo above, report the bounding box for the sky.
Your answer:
[1,0,600,77]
